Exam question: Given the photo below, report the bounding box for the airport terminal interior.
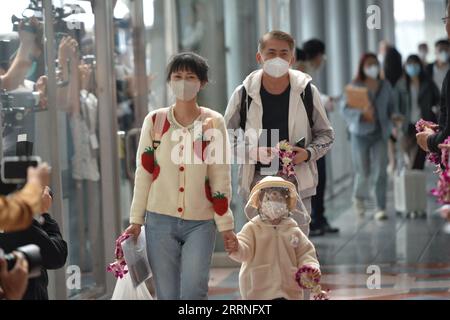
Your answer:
[1,0,450,300]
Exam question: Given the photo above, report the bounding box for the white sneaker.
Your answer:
[375,210,388,221]
[353,198,365,217]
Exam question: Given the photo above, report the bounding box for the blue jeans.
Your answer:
[350,133,388,210]
[145,212,216,300]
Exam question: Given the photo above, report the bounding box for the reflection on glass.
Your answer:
[51,0,104,298]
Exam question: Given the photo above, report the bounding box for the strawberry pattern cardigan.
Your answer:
[129,106,234,232]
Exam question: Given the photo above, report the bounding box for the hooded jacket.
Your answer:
[224,69,335,201]
[229,215,319,300]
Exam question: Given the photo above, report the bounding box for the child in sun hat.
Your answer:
[228,176,328,300]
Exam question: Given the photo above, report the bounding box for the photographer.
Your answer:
[0,17,41,91]
[0,163,50,232]
[0,186,67,300]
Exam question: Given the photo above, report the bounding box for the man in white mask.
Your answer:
[425,39,450,94]
[225,30,335,235]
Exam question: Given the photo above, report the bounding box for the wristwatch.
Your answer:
[305,150,312,162]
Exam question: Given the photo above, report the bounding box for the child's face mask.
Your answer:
[259,188,290,221]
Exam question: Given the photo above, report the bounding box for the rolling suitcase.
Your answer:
[393,125,427,217]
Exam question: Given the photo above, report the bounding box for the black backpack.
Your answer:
[239,82,315,130]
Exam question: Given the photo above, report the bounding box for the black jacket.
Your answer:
[394,77,440,127]
[0,214,67,300]
[428,70,450,153]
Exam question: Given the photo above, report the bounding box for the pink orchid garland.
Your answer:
[431,136,450,204]
[277,140,296,177]
[416,119,450,204]
[295,265,330,300]
[106,233,131,279]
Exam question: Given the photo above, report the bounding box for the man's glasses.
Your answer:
[442,17,449,24]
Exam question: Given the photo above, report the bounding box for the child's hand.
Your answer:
[296,265,321,289]
[221,230,238,253]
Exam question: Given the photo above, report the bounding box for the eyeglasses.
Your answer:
[442,16,449,24]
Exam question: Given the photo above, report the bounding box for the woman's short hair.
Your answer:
[166,52,209,83]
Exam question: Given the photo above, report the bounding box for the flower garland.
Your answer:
[295,265,330,300]
[431,137,450,204]
[106,233,131,279]
[416,119,450,204]
[415,119,440,168]
[277,140,296,177]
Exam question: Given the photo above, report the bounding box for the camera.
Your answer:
[1,156,41,185]
[82,55,96,66]
[0,138,39,193]
[1,90,43,132]
[0,245,42,279]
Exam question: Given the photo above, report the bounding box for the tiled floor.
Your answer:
[209,168,450,300]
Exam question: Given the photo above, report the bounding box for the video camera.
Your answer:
[0,245,42,279]
[11,0,43,34]
[11,0,86,35]
[0,90,43,132]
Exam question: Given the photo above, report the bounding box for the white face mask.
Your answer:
[260,199,289,221]
[263,57,290,78]
[437,51,449,64]
[170,80,201,101]
[364,65,379,79]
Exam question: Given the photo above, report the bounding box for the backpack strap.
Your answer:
[151,108,169,149]
[239,86,253,131]
[301,82,314,129]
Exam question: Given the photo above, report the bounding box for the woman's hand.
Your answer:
[221,230,238,254]
[125,224,142,240]
[439,143,450,151]
[361,106,375,123]
[416,128,435,152]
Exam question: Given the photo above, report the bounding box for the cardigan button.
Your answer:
[178,208,183,213]
[179,187,185,192]
[179,166,185,172]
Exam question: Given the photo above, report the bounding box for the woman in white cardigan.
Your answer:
[125,52,237,300]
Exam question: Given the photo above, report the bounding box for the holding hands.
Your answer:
[222,230,238,254]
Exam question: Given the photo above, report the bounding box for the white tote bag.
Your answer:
[121,226,152,288]
[111,272,153,300]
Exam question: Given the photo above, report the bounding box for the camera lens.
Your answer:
[5,244,42,279]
